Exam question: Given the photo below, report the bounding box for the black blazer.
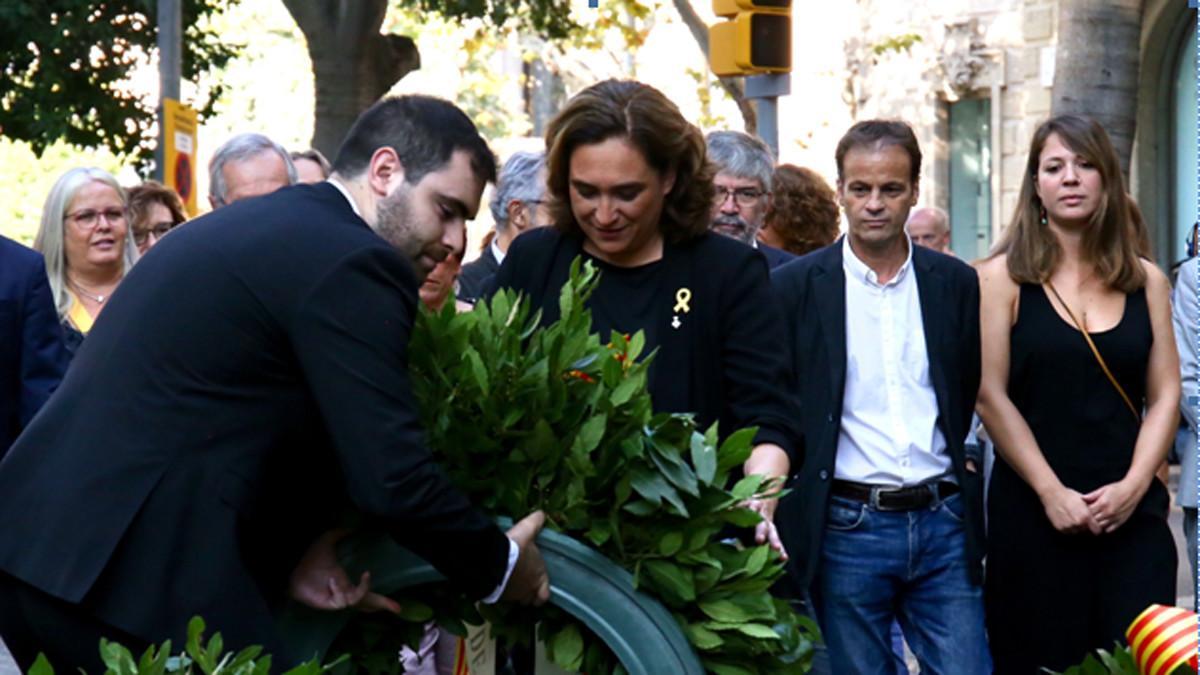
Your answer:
[491,227,800,461]
[0,236,68,456]
[0,183,510,656]
[457,244,500,302]
[772,240,983,589]
[759,242,795,270]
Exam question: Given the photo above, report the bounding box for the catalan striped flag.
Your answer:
[1126,604,1199,675]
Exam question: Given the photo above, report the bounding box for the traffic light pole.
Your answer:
[156,0,181,182]
[745,74,789,159]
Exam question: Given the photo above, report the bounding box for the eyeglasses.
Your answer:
[713,186,766,207]
[66,208,126,229]
[133,221,177,246]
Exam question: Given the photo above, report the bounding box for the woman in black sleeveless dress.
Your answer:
[976,115,1180,674]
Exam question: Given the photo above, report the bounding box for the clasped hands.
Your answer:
[288,511,551,614]
[1041,477,1147,536]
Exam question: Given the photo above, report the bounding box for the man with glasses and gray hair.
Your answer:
[706,130,794,269]
[457,150,549,302]
[208,133,297,209]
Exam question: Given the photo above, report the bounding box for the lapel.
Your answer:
[653,236,695,415]
[812,243,847,398]
[913,248,952,427]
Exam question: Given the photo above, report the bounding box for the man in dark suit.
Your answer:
[773,120,988,673]
[0,96,549,671]
[457,151,548,303]
[0,235,68,456]
[705,130,794,269]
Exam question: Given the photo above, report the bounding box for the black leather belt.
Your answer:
[831,479,959,512]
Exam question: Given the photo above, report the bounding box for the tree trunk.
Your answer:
[1051,0,1143,180]
[669,0,757,133]
[281,0,421,158]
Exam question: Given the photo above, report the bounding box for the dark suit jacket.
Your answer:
[758,242,795,270]
[0,236,68,455]
[772,240,983,589]
[457,244,500,302]
[491,227,801,460]
[0,183,510,656]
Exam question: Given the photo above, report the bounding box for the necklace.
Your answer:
[69,279,110,304]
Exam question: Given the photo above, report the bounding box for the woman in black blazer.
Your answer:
[490,79,800,552]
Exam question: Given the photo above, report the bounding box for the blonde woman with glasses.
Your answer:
[34,167,138,357]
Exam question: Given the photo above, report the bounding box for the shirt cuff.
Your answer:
[480,536,520,604]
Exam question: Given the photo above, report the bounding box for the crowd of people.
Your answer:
[0,77,1194,675]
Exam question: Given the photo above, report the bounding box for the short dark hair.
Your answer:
[544,79,713,244]
[834,120,922,185]
[332,95,497,186]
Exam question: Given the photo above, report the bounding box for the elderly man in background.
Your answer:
[457,151,548,303]
[906,206,952,255]
[706,130,793,269]
[208,133,297,209]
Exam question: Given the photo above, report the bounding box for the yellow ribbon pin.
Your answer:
[674,288,692,314]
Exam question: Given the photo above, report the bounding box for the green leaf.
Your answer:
[731,474,765,500]
[464,347,489,395]
[735,623,782,640]
[548,624,585,671]
[690,433,718,485]
[610,376,640,406]
[630,466,688,516]
[658,531,684,556]
[685,623,725,651]
[716,427,758,475]
[705,660,757,675]
[27,654,54,675]
[649,443,700,497]
[573,414,607,455]
[723,506,763,528]
[642,559,697,603]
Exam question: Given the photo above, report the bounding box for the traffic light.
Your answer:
[708,0,791,76]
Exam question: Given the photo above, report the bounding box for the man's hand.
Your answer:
[501,511,551,606]
[1083,477,1148,534]
[1040,485,1102,535]
[289,529,402,614]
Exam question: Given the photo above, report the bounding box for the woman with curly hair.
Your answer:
[759,164,840,256]
[490,79,799,551]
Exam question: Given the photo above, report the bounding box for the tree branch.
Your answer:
[669,0,756,132]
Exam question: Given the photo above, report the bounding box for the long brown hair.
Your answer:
[993,115,1145,292]
[544,79,713,243]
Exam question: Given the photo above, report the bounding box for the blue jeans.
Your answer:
[812,492,991,675]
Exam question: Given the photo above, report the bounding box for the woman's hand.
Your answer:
[745,497,787,560]
[1039,485,1102,535]
[1083,477,1148,534]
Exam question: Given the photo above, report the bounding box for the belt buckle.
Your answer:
[869,486,898,512]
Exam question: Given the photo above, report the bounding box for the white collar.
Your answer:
[842,235,913,288]
[490,237,507,266]
[326,178,363,219]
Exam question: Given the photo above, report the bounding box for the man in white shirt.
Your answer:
[773,120,989,673]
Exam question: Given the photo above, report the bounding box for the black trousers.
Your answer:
[0,571,147,673]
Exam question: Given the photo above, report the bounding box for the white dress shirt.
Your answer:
[491,237,508,266]
[835,236,952,486]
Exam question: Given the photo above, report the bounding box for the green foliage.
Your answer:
[29,616,344,675]
[0,0,239,169]
[1048,642,1196,675]
[870,32,923,57]
[383,259,816,673]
